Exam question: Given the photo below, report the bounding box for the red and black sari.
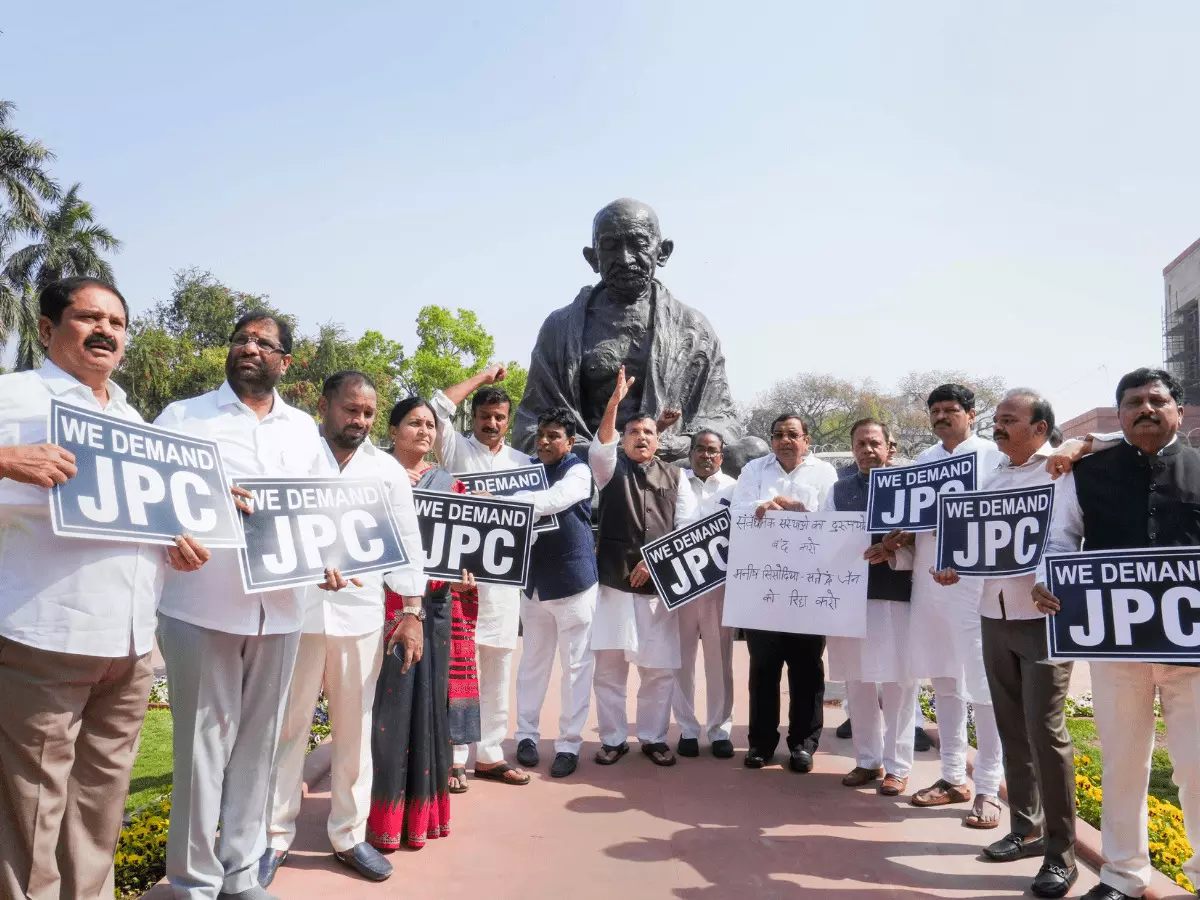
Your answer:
[366,468,480,849]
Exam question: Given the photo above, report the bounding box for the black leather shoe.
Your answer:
[334,842,393,882]
[1031,863,1078,898]
[1081,885,1134,900]
[516,738,539,767]
[711,739,735,759]
[257,849,287,889]
[743,749,773,769]
[550,752,578,778]
[789,748,814,773]
[836,718,852,739]
[982,832,1046,862]
[677,737,700,757]
[914,726,933,752]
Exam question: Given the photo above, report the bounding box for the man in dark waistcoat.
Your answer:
[825,419,918,798]
[588,367,697,768]
[511,407,599,780]
[1035,368,1200,900]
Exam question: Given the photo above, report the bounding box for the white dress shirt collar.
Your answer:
[38,358,130,409]
[216,379,287,420]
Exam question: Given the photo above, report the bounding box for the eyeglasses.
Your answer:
[771,431,806,441]
[229,335,284,355]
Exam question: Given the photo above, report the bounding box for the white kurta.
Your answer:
[824,483,913,685]
[429,389,530,649]
[587,438,698,669]
[902,434,1006,701]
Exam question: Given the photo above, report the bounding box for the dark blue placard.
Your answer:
[412,489,534,587]
[640,508,732,610]
[935,485,1055,577]
[48,398,243,547]
[452,464,559,533]
[1046,547,1200,662]
[234,476,409,591]
[866,453,977,533]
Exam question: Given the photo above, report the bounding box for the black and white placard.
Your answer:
[452,464,559,533]
[412,489,534,587]
[640,508,731,610]
[866,453,977,533]
[935,485,1055,577]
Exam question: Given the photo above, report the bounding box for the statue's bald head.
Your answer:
[591,198,661,245]
[583,198,674,302]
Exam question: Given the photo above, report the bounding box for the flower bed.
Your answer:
[114,795,171,897]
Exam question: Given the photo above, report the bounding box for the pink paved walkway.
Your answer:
[155,644,1190,899]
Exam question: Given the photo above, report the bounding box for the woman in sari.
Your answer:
[366,398,482,851]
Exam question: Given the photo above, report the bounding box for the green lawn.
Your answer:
[1067,716,1178,807]
[125,708,174,813]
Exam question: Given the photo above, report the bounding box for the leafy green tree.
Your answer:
[0,100,59,233]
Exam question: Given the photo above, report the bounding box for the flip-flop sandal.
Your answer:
[473,763,530,785]
[594,742,630,765]
[964,794,1003,829]
[449,764,469,793]
[911,778,972,807]
[641,742,677,767]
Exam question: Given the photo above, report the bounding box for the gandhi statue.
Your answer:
[515,198,765,471]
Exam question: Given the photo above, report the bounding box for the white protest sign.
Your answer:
[722,509,871,637]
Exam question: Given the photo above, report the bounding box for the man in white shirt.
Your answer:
[929,390,1076,898]
[0,278,211,900]
[672,429,737,760]
[890,384,1007,828]
[430,364,532,784]
[732,412,838,772]
[155,311,333,900]
[261,372,426,886]
[589,367,698,767]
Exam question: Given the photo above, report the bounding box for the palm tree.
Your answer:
[4,183,122,369]
[0,100,59,233]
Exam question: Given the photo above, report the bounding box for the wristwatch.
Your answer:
[398,606,426,622]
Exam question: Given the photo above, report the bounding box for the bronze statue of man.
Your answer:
[515,198,762,469]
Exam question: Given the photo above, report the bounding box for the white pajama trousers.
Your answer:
[454,644,513,766]
[267,630,383,854]
[672,588,735,742]
[593,650,675,747]
[930,676,1003,796]
[515,587,597,755]
[845,680,919,778]
[1091,661,1200,896]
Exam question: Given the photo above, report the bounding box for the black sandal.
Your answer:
[641,742,677,767]
[594,742,629,765]
[449,764,469,793]
[472,762,530,785]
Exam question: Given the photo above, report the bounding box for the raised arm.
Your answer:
[441,363,507,409]
[597,364,633,447]
[430,363,508,468]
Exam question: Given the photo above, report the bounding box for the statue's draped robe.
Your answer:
[514,282,743,460]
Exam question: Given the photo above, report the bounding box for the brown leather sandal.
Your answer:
[911,778,973,807]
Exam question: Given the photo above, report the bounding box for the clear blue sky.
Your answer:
[4,1,1197,421]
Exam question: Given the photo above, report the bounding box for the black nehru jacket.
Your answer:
[831,471,913,603]
[1073,440,1200,551]
[596,454,679,594]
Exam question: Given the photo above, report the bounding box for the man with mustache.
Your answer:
[825,418,917,797]
[732,412,838,772]
[514,198,761,470]
[889,384,1006,828]
[154,311,335,900]
[430,364,532,785]
[929,390,1077,898]
[589,366,698,767]
[261,371,426,885]
[672,429,738,760]
[0,277,211,900]
[1034,369,1200,900]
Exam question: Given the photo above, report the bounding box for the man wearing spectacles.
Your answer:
[154,311,336,900]
[731,413,838,772]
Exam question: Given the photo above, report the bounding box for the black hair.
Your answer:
[1002,388,1055,433]
[388,396,436,428]
[38,276,129,324]
[926,383,975,413]
[770,412,809,436]
[471,386,511,415]
[849,417,893,445]
[690,428,725,450]
[537,406,576,438]
[1115,367,1184,406]
[231,309,293,354]
[623,414,657,433]
[322,370,376,399]
[1048,427,1064,448]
